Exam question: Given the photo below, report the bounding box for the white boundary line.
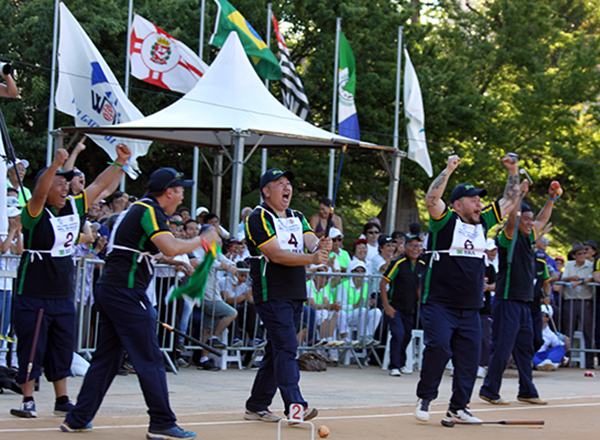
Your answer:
[1,400,599,433]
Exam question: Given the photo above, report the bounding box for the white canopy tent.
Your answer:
[60,32,404,233]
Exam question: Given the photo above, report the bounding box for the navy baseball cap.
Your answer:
[34,167,75,185]
[450,183,488,203]
[378,234,393,247]
[147,167,193,192]
[405,234,421,243]
[260,168,295,191]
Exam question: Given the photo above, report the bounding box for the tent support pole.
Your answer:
[192,146,200,214]
[229,130,248,235]
[385,150,404,234]
[212,148,223,218]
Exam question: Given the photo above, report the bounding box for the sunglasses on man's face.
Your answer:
[332,237,343,242]
[367,230,379,235]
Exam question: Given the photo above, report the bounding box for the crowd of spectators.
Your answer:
[1,160,599,384]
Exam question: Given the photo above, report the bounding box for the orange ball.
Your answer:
[555,187,563,196]
[318,425,330,438]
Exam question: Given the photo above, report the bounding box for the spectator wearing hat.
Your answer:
[415,154,521,424]
[64,165,217,439]
[195,206,209,224]
[328,228,350,272]
[351,238,370,274]
[7,158,30,206]
[561,241,595,369]
[370,234,395,275]
[535,236,558,274]
[13,145,131,420]
[380,235,425,376]
[584,240,597,262]
[480,179,557,407]
[534,305,570,371]
[337,259,382,346]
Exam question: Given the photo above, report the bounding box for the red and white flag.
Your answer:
[129,14,209,94]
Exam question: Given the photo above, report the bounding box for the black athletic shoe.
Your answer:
[197,359,220,371]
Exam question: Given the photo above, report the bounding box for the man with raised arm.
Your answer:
[62,167,219,440]
[414,154,519,424]
[12,145,131,419]
[244,169,331,423]
[480,179,558,405]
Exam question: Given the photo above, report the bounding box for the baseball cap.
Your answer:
[406,234,421,244]
[34,167,75,185]
[7,207,20,217]
[486,238,497,251]
[450,183,488,203]
[260,168,295,191]
[354,238,368,247]
[347,259,367,273]
[555,256,565,262]
[378,234,393,248]
[147,168,193,192]
[329,227,343,239]
[7,158,29,170]
[196,206,209,217]
[541,304,553,319]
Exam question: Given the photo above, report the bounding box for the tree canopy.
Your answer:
[1,0,599,254]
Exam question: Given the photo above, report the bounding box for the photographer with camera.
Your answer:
[0,63,18,98]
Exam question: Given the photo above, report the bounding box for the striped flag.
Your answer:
[272,13,309,120]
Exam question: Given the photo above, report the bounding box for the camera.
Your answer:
[0,62,12,75]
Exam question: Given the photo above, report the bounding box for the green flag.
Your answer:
[168,243,222,303]
[209,0,283,80]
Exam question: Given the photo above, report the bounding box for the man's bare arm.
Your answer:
[498,154,520,218]
[425,155,460,219]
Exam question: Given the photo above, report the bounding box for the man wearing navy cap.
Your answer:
[244,168,331,423]
[63,167,218,439]
[12,146,131,419]
[480,180,557,406]
[414,154,521,424]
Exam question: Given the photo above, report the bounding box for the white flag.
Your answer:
[55,2,151,174]
[129,14,209,94]
[404,49,432,177]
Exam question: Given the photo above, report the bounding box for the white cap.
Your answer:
[347,259,367,273]
[7,207,21,217]
[541,304,553,319]
[195,206,208,217]
[329,227,343,239]
[6,196,21,208]
[7,158,29,169]
[486,238,497,251]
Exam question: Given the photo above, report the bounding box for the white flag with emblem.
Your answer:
[55,2,150,174]
[404,48,432,177]
[129,14,209,94]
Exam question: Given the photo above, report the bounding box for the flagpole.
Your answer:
[125,0,133,97]
[329,17,341,200]
[386,25,404,233]
[193,0,206,214]
[261,3,272,183]
[46,0,60,167]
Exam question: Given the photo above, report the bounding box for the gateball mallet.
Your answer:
[441,418,545,427]
[520,168,534,184]
[157,320,222,357]
[10,308,44,418]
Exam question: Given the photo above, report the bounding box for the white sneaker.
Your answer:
[389,368,401,376]
[401,366,412,374]
[447,408,482,423]
[536,359,558,371]
[477,366,487,378]
[328,350,339,363]
[414,398,431,422]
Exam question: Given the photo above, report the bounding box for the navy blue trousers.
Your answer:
[14,296,75,384]
[531,311,543,352]
[246,300,307,414]
[384,310,414,370]
[66,285,177,431]
[480,299,538,400]
[416,303,480,412]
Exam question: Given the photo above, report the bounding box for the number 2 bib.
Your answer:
[47,197,80,257]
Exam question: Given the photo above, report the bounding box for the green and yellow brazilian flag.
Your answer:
[209,0,283,81]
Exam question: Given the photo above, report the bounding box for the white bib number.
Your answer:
[449,217,486,259]
[47,198,80,257]
[258,206,304,253]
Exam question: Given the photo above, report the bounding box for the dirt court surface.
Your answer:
[0,364,598,439]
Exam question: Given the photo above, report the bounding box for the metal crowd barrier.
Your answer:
[554,281,599,368]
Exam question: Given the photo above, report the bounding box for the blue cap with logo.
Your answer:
[147,167,193,192]
[260,168,295,191]
[450,183,488,203]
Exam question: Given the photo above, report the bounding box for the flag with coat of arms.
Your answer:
[55,2,150,174]
[209,0,282,80]
[129,14,209,94]
[337,33,360,140]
